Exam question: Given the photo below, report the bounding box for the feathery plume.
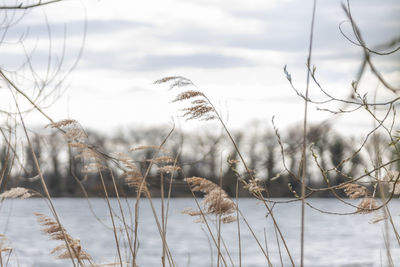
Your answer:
[155,76,216,121]
[338,183,368,199]
[148,156,175,164]
[48,119,87,143]
[82,162,107,174]
[47,119,77,128]
[356,197,378,214]
[154,76,194,90]
[172,90,204,102]
[181,105,215,121]
[0,234,12,254]
[129,145,167,152]
[0,187,33,200]
[382,171,400,195]
[34,213,91,260]
[243,179,265,194]
[185,177,236,223]
[182,208,202,217]
[118,154,148,194]
[158,165,181,174]
[71,143,102,161]
[369,212,387,224]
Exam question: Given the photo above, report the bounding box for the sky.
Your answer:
[0,0,399,135]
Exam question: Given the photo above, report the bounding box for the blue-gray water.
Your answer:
[0,198,399,267]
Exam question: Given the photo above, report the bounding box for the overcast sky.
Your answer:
[0,0,399,135]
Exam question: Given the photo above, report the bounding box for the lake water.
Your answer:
[0,198,399,267]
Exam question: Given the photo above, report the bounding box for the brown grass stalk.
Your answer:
[188,186,228,267]
[235,180,241,267]
[132,125,176,267]
[109,169,135,265]
[97,168,123,267]
[12,96,78,267]
[300,1,317,266]
[237,208,273,267]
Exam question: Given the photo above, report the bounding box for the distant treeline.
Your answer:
[1,123,398,198]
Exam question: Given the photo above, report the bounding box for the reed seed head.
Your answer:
[158,165,181,174]
[34,213,91,261]
[185,177,236,223]
[356,197,378,214]
[338,183,367,199]
[0,187,33,199]
[382,170,400,195]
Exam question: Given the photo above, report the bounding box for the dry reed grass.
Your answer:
[35,213,92,261]
[0,235,11,254]
[356,198,378,214]
[382,171,400,195]
[338,183,368,199]
[184,177,236,223]
[0,187,33,200]
[0,1,398,266]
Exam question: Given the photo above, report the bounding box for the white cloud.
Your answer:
[0,0,398,133]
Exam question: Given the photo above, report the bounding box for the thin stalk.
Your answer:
[161,173,166,267]
[0,132,11,191]
[201,226,214,267]
[237,208,272,266]
[300,1,317,266]
[133,126,176,267]
[216,214,221,267]
[146,191,175,267]
[164,151,181,234]
[109,169,135,264]
[189,188,228,267]
[263,228,269,261]
[274,223,284,267]
[217,163,223,267]
[256,192,294,266]
[219,233,235,267]
[204,95,294,265]
[235,180,242,267]
[382,229,394,267]
[13,99,78,267]
[97,169,123,267]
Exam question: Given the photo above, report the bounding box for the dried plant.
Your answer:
[184,177,236,223]
[117,154,148,194]
[182,104,215,121]
[222,215,237,224]
[0,187,33,200]
[48,119,88,143]
[69,143,107,174]
[148,156,175,164]
[0,234,12,267]
[243,180,265,194]
[338,183,368,199]
[154,76,194,89]
[381,170,400,195]
[0,234,12,254]
[369,212,388,224]
[182,207,202,217]
[34,213,91,261]
[47,119,77,129]
[129,145,167,152]
[172,90,204,102]
[156,76,216,121]
[356,197,378,214]
[70,143,101,161]
[82,162,107,174]
[158,165,181,174]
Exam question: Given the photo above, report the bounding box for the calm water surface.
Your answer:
[0,198,399,267]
